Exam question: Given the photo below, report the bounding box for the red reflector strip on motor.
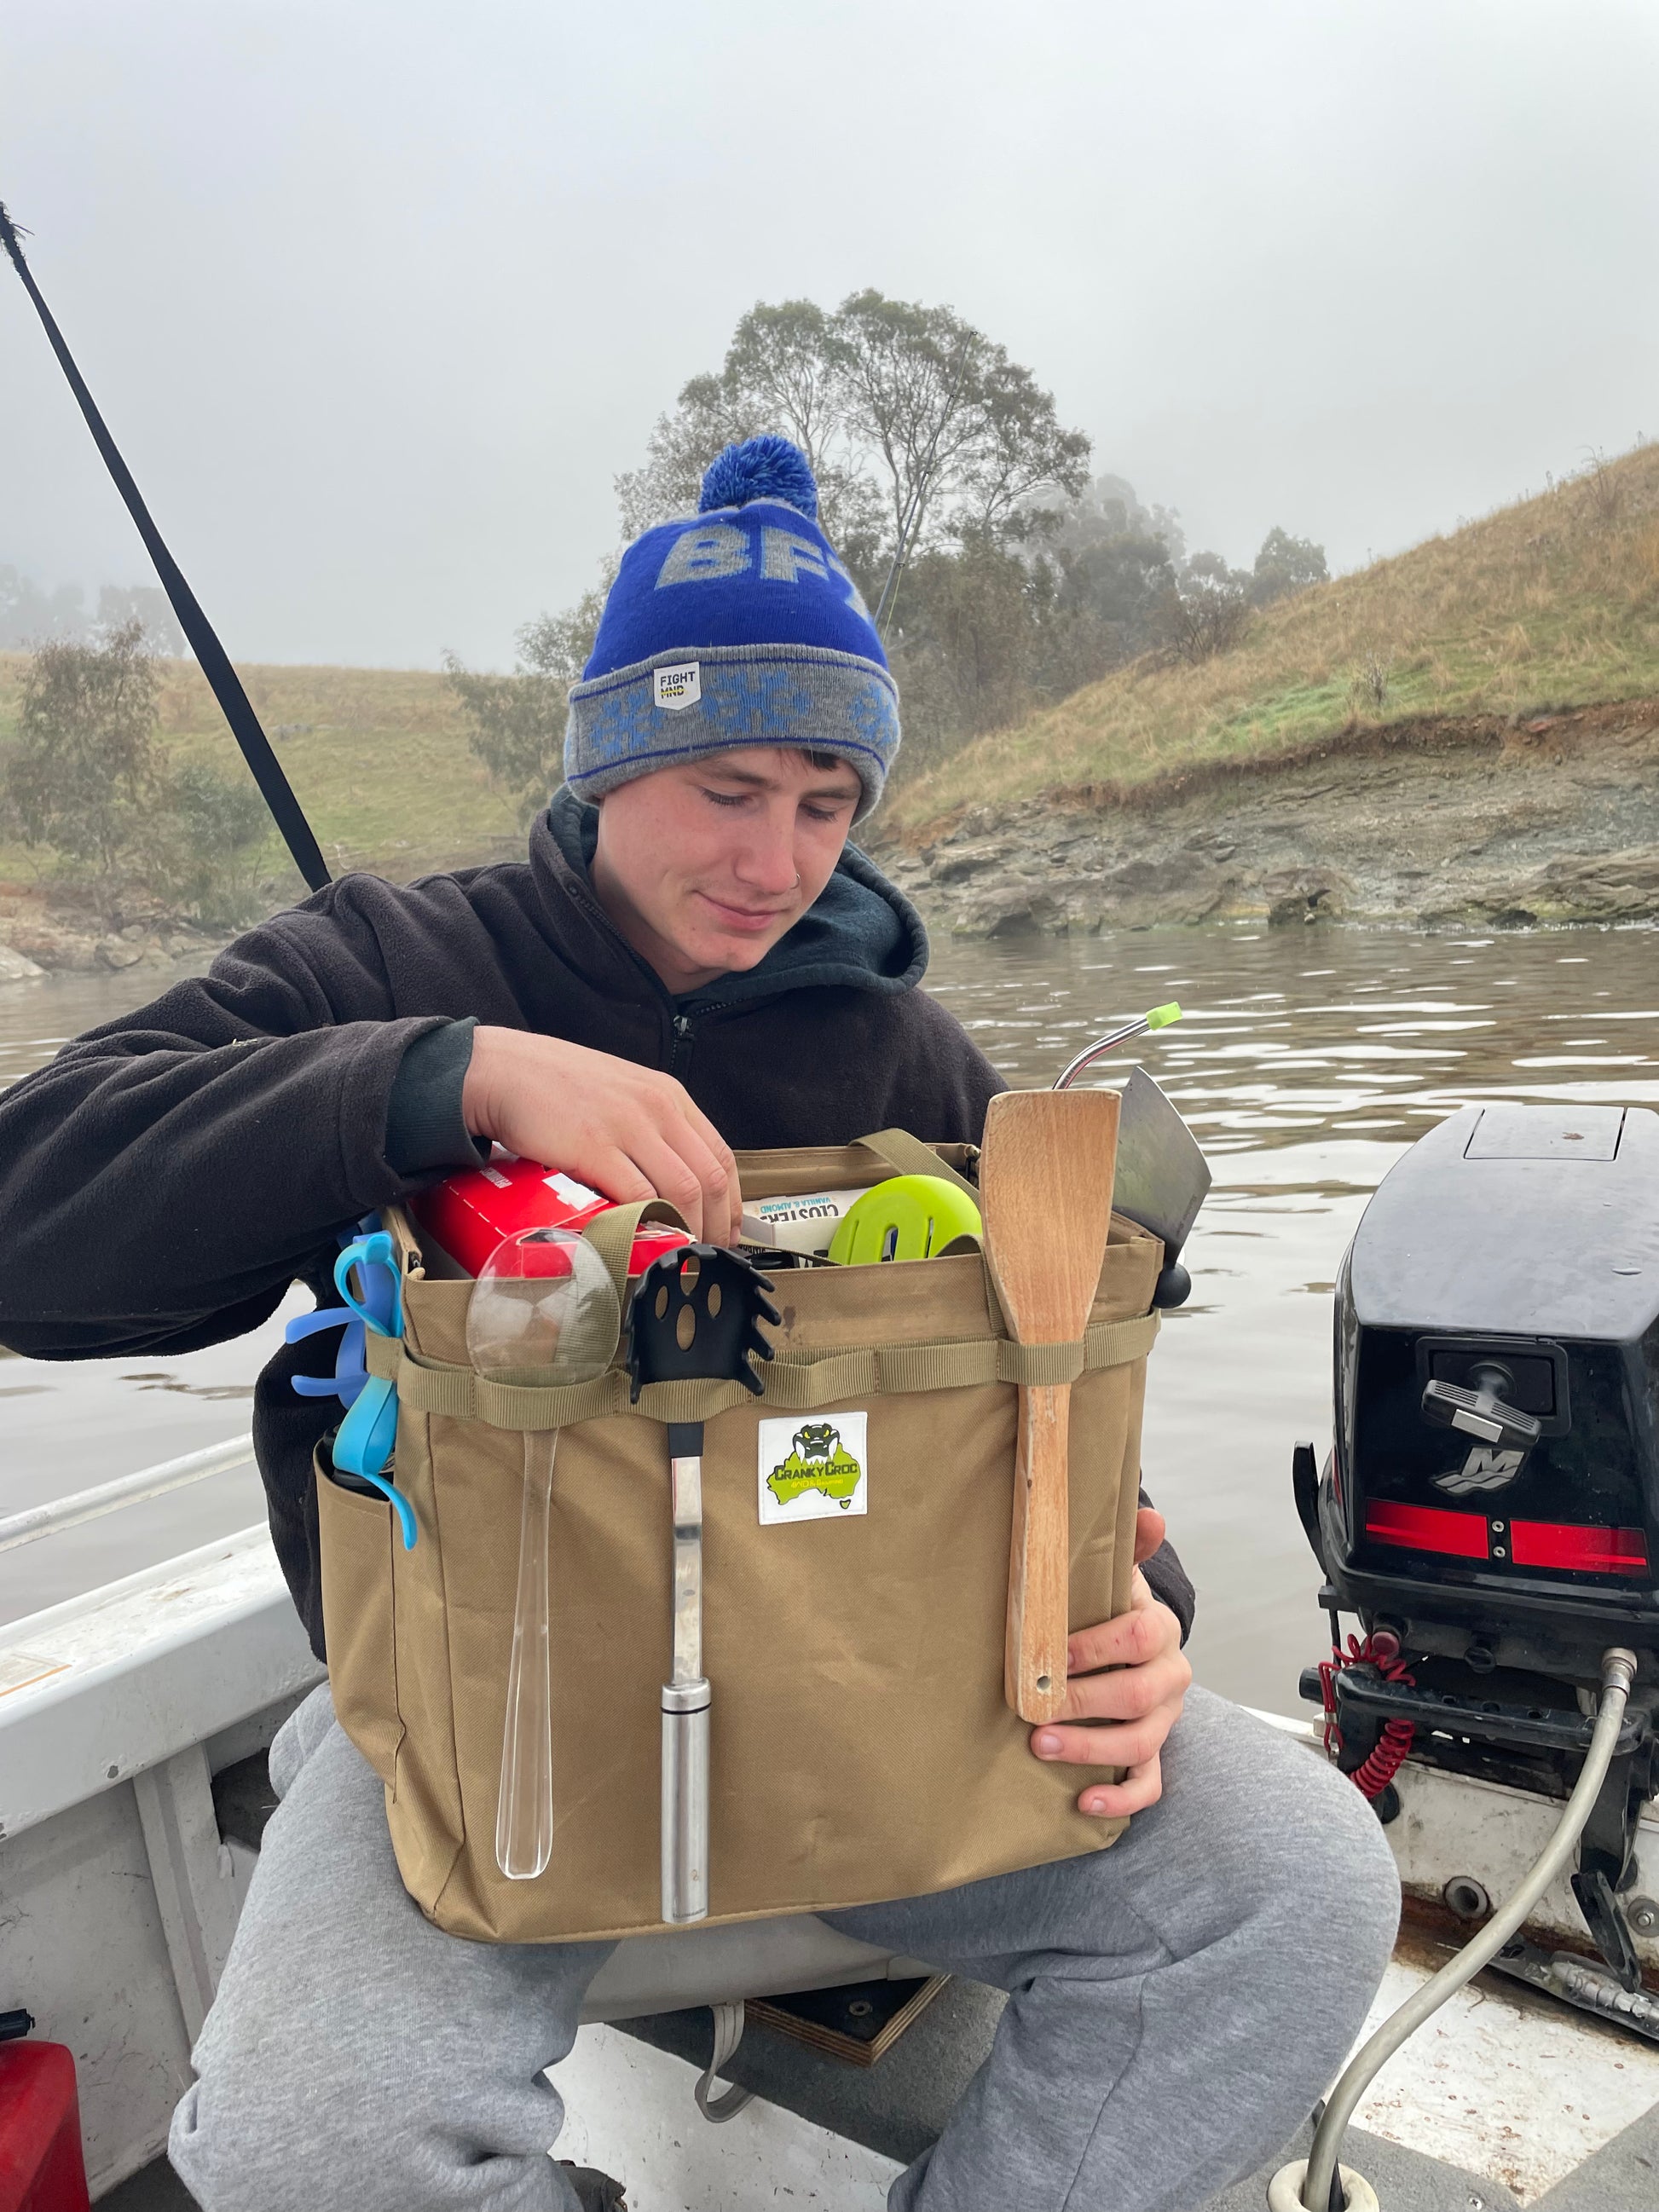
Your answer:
[1509,1521,1650,1574]
[1365,1501,1488,1558]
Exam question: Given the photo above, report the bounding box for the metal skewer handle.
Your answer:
[1053,1002,1182,1090]
[627,1251,777,1931]
[661,1678,711,1923]
[662,1426,711,1922]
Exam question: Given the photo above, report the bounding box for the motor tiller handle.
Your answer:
[1421,1377,1541,1451]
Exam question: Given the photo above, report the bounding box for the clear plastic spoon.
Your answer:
[465,1226,620,1880]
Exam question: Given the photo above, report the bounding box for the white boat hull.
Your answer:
[3,1527,1657,2206]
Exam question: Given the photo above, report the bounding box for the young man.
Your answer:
[0,439,1398,2211]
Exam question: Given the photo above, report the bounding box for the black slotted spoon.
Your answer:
[627,1245,777,1923]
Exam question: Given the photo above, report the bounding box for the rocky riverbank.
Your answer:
[5,696,1656,982]
[0,885,225,980]
[870,699,1659,935]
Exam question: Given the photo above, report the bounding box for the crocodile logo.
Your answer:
[766,1422,863,1510]
[757,1411,869,1522]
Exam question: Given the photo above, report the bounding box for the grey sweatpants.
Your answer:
[171,1684,1398,2212]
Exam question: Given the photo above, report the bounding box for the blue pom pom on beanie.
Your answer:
[697,433,821,519]
[563,436,899,822]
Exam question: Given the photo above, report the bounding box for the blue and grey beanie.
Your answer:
[563,436,899,822]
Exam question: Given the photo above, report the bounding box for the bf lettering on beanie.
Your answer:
[564,436,900,822]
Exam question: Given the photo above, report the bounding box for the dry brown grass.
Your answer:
[5,444,1657,876]
[886,442,1659,835]
[0,656,522,881]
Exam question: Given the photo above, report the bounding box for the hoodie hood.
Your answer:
[543,785,928,1013]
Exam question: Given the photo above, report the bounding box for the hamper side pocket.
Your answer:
[315,1451,404,1788]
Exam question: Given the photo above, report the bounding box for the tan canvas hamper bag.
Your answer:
[315,1133,1163,1944]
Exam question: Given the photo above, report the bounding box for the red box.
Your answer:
[0,2042,90,2212]
[409,1152,688,1279]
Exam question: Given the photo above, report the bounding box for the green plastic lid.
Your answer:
[827,1175,984,1266]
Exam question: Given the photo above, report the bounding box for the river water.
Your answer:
[4,927,1659,1714]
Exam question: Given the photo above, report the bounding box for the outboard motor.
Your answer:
[1296,1101,1659,1990]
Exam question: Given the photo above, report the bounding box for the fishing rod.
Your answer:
[0,200,332,894]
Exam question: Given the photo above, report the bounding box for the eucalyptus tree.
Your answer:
[832,290,1090,627]
[611,288,1090,627]
[3,618,270,922]
[454,292,1095,811]
[443,592,606,826]
[5,617,163,881]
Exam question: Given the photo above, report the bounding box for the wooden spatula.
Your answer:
[978,1088,1121,1723]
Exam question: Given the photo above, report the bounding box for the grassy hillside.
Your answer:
[4,444,1657,891]
[884,442,1659,835]
[0,656,523,886]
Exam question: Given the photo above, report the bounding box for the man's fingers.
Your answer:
[727,1172,745,1246]
[623,1126,720,1242]
[585,1151,658,1210]
[1066,1599,1176,1677]
[1030,1712,1175,1769]
[655,1112,734,1243]
[674,1097,744,1245]
[634,1083,737,1246]
[1077,1759,1165,1819]
[1058,1650,1191,1727]
[461,1033,748,1245]
[1133,1505,1166,1565]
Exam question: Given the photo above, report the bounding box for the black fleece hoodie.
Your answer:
[0,792,1194,1657]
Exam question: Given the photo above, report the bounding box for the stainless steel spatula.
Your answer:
[627,1245,777,1923]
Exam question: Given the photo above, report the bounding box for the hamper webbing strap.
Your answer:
[852,1128,980,1200]
[366,1311,1159,1431]
[579,1198,687,1308]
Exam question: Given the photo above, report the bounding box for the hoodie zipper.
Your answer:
[669,1012,695,1081]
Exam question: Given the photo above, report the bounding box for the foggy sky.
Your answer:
[4,0,1656,671]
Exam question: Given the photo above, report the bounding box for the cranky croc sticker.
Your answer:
[757,1413,868,1524]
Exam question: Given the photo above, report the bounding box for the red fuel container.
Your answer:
[410,1151,690,1279]
[0,2042,90,2212]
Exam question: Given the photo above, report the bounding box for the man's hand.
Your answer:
[462,1028,743,1245]
[1029,1505,1191,1818]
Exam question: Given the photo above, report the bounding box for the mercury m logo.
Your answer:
[1434,1447,1528,1499]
